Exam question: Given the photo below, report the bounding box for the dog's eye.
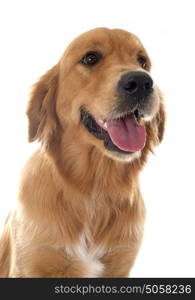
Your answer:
[137,55,147,69]
[81,52,101,66]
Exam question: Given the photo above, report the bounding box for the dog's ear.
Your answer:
[146,95,166,151]
[27,65,59,145]
[154,102,166,144]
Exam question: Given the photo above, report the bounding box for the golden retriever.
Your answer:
[0,27,165,277]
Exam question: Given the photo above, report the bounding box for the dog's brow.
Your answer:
[70,35,113,55]
[82,42,106,53]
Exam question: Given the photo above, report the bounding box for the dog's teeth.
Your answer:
[104,122,107,128]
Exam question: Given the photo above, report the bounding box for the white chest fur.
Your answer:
[65,233,106,277]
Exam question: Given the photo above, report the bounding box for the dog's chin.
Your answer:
[80,107,145,162]
[104,149,141,162]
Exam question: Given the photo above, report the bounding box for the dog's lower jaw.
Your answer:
[80,107,135,156]
[104,148,141,162]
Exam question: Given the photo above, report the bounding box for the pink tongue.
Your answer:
[107,114,146,152]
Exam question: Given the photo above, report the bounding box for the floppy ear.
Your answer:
[146,99,166,151]
[27,65,59,145]
[155,102,166,144]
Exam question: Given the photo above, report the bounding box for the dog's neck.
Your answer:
[47,127,146,200]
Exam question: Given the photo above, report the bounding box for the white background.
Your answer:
[0,0,195,277]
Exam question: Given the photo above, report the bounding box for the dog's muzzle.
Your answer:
[80,72,155,155]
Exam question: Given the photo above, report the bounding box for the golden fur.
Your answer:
[0,28,165,277]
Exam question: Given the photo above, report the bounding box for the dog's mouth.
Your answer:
[80,107,146,154]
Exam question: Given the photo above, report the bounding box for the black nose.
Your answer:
[118,71,153,98]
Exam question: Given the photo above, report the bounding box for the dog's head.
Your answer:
[27,28,165,162]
